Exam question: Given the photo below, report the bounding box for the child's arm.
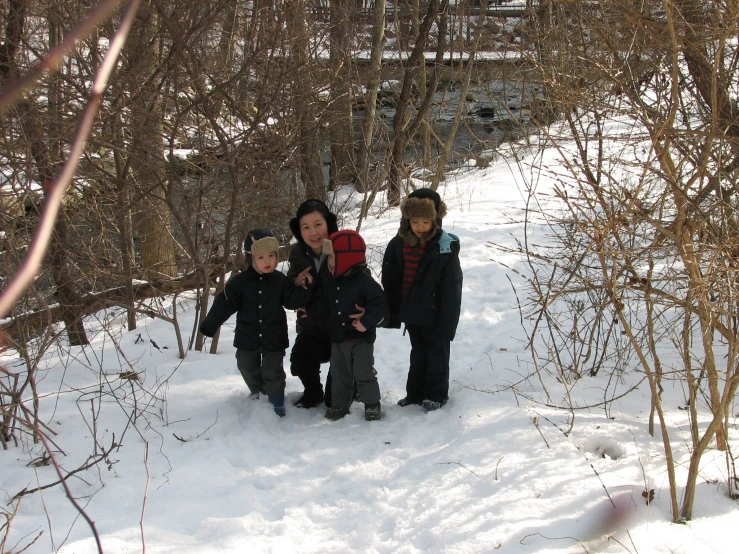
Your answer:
[438,244,463,341]
[281,272,316,311]
[352,276,388,332]
[381,237,402,328]
[199,276,242,337]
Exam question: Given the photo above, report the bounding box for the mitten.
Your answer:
[322,239,335,275]
[199,321,216,338]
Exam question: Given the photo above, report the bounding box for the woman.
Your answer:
[287,199,339,408]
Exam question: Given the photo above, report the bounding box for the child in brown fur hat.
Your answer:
[381,188,463,411]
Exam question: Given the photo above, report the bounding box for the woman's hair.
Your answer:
[289,199,339,244]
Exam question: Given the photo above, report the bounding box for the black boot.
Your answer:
[294,373,324,409]
[365,402,381,421]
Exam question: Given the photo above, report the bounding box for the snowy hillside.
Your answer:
[1,143,737,554]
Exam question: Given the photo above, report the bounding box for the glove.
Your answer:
[199,322,216,338]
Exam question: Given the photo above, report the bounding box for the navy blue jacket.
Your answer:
[382,230,462,340]
[320,266,387,344]
[200,267,313,352]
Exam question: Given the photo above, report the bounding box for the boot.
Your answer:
[421,398,448,412]
[325,407,350,421]
[364,402,381,421]
[268,395,286,417]
[294,373,324,409]
[397,397,420,407]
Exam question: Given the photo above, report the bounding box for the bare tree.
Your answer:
[386,0,449,206]
[517,0,739,521]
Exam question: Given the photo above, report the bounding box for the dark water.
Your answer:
[360,79,541,165]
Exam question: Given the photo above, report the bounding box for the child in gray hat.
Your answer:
[200,229,313,417]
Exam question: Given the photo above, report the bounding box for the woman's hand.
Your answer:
[294,266,313,289]
[351,319,367,332]
[349,304,366,331]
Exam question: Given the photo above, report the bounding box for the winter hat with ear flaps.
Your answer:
[398,188,448,245]
[323,230,366,277]
[400,188,448,223]
[245,228,279,258]
[289,199,339,244]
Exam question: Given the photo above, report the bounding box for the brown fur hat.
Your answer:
[398,188,448,245]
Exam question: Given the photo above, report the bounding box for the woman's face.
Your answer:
[299,211,329,254]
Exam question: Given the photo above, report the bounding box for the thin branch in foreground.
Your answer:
[0,0,128,115]
[0,0,142,318]
[12,438,118,502]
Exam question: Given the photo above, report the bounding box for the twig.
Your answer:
[17,425,112,554]
[140,441,149,554]
[520,532,589,553]
[12,438,118,501]
[510,378,646,411]
[532,410,616,508]
[10,530,44,554]
[629,428,653,505]
[607,534,634,553]
[196,411,219,439]
[626,529,640,554]
[494,456,503,481]
[435,461,479,477]
[531,417,550,448]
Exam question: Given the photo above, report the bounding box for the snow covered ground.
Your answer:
[2,140,737,553]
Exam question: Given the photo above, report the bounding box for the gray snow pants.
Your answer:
[235,348,286,398]
[329,339,381,410]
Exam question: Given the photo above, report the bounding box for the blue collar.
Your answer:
[437,230,459,253]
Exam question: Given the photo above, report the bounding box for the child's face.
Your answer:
[299,211,329,255]
[253,252,277,274]
[410,218,433,238]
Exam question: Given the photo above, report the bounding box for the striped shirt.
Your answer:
[401,241,427,298]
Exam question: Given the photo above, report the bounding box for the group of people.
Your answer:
[198,188,463,421]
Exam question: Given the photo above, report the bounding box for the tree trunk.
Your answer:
[2,2,89,345]
[355,0,386,192]
[113,111,136,331]
[387,0,447,206]
[126,6,177,280]
[430,0,487,188]
[288,0,325,199]
[329,0,353,189]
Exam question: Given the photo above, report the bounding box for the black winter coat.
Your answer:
[382,230,463,340]
[286,242,334,339]
[200,267,313,352]
[319,266,387,344]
